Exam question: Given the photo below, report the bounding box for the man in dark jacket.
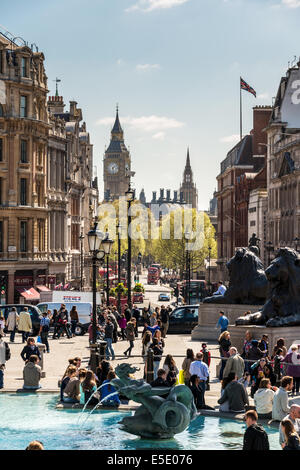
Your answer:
[104,318,115,360]
[124,305,132,323]
[132,305,140,337]
[243,410,270,450]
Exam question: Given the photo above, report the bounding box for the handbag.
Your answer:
[37,335,42,343]
[178,369,185,385]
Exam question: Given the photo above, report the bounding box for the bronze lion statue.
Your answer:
[236,247,300,327]
[203,247,268,305]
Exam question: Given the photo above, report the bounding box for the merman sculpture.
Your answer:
[111,363,197,439]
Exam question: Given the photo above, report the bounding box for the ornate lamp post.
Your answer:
[101,234,114,306]
[125,186,135,309]
[79,231,85,291]
[87,222,105,344]
[184,232,191,305]
[208,245,212,295]
[265,241,274,267]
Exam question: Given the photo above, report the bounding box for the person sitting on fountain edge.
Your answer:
[213,281,227,296]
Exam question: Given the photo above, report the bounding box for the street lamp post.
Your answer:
[184,232,191,305]
[208,245,212,295]
[87,222,104,344]
[79,231,85,291]
[117,222,122,314]
[102,234,114,306]
[125,186,135,309]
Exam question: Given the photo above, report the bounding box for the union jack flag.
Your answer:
[240,77,256,97]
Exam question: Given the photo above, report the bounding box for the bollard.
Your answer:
[99,340,107,362]
[146,350,154,384]
[37,343,46,378]
[89,343,100,373]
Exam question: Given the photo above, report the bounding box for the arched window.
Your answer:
[0,104,3,117]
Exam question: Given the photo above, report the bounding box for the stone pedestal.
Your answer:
[37,343,46,378]
[228,325,300,355]
[191,303,262,341]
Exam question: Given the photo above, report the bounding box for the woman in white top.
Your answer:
[254,377,276,419]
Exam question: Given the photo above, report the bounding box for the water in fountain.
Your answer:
[80,391,120,429]
[76,382,107,425]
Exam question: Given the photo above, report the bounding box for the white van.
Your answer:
[37,302,92,335]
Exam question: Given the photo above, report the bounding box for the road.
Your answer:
[134,271,174,309]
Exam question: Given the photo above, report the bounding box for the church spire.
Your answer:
[185,147,191,168]
[111,104,123,137]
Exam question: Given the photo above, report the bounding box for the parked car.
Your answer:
[37,302,92,336]
[158,293,170,302]
[0,304,42,336]
[167,305,199,333]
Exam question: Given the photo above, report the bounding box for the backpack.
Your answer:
[4,342,11,361]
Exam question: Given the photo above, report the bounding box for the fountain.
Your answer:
[110,363,197,439]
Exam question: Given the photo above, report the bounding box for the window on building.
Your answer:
[0,178,2,205]
[20,95,27,118]
[20,178,27,205]
[0,104,3,117]
[37,219,45,252]
[0,138,2,161]
[250,220,256,227]
[21,57,28,78]
[20,140,28,163]
[20,221,27,252]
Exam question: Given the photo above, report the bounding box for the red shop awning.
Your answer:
[16,287,40,301]
[36,285,51,292]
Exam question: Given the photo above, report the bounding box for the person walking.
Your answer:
[243,410,270,450]
[70,306,79,337]
[223,347,245,380]
[189,352,209,405]
[272,376,294,422]
[57,305,72,339]
[124,319,135,357]
[18,307,32,343]
[118,313,127,340]
[104,317,115,361]
[6,307,19,343]
[51,309,60,339]
[160,306,170,338]
[132,305,140,337]
[39,311,50,353]
[124,304,132,323]
[0,332,10,389]
[216,310,229,334]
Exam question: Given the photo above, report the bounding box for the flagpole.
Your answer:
[240,76,242,141]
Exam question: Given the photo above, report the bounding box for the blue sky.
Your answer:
[2,0,300,209]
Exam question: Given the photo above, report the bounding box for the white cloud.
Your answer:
[152,131,166,140]
[96,115,185,133]
[136,63,161,71]
[126,0,189,13]
[257,92,270,100]
[220,134,240,143]
[282,0,300,7]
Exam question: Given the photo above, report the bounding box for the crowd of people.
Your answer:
[216,323,300,450]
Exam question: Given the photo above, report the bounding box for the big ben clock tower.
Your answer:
[103,107,131,200]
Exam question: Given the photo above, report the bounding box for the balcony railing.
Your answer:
[0,251,50,261]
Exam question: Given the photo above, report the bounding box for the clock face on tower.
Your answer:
[108,162,119,174]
